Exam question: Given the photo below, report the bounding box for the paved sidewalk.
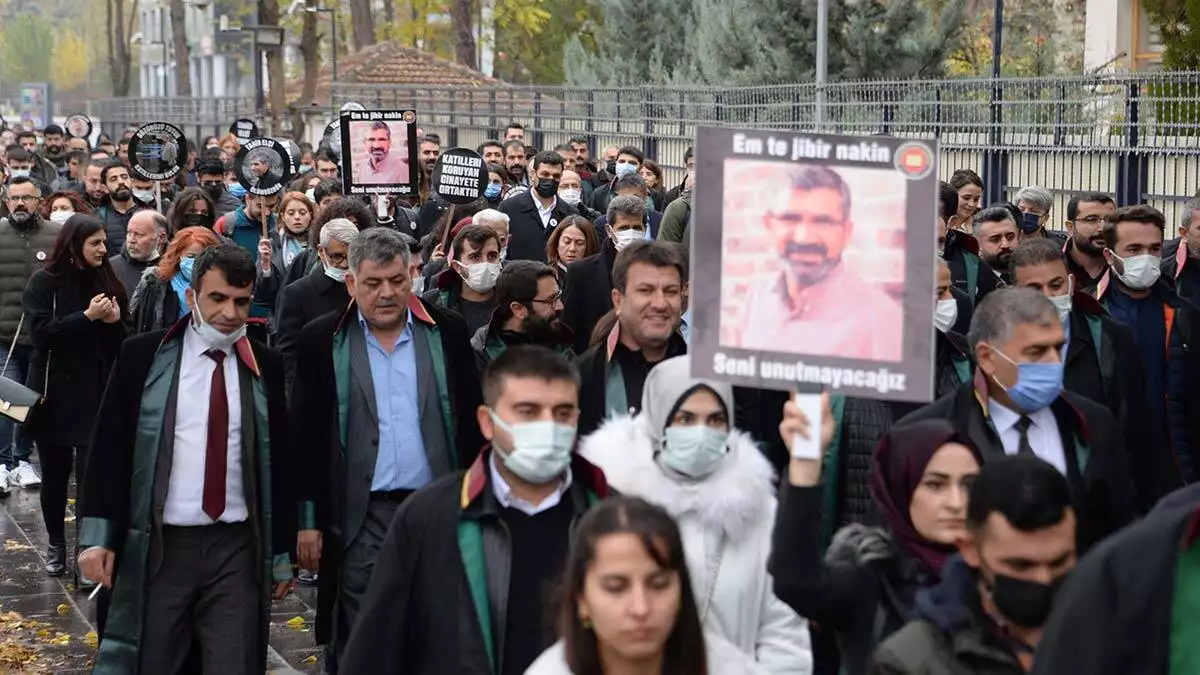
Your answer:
[0,483,324,673]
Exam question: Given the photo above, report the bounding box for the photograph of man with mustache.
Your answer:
[731,163,905,361]
[352,120,409,185]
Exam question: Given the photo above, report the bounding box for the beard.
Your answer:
[984,250,1012,272]
[521,314,560,345]
[781,241,840,288]
[112,187,132,202]
[1073,233,1105,256]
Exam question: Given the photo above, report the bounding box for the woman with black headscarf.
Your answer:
[23,214,128,578]
[770,399,982,675]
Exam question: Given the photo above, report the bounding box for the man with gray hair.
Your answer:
[472,207,511,259]
[1015,185,1066,244]
[1161,196,1200,307]
[111,210,167,302]
[562,194,648,351]
[274,218,360,394]
[737,164,903,361]
[290,226,483,669]
[898,287,1136,548]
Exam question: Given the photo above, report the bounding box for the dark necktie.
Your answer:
[1015,416,1035,457]
[203,349,228,520]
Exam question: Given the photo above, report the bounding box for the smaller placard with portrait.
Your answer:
[127,122,188,182]
[338,109,419,197]
[234,137,295,197]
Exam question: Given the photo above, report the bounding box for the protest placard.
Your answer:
[127,122,187,182]
[338,109,419,196]
[688,127,939,403]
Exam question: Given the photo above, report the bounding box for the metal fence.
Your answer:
[89,71,1200,225]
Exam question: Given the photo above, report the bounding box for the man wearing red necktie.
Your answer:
[78,244,295,675]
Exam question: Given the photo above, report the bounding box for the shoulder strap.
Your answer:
[3,314,22,373]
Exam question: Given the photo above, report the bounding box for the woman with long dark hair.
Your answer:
[23,214,128,577]
[526,496,761,675]
[770,405,982,675]
[166,186,217,234]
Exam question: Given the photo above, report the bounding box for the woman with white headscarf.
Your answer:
[579,355,813,675]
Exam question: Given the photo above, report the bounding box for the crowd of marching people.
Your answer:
[1,118,1200,675]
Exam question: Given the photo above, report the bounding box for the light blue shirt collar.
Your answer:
[358,308,413,343]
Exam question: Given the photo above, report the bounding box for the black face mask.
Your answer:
[182,213,214,229]
[605,159,616,174]
[535,177,559,199]
[203,184,225,202]
[982,566,1066,629]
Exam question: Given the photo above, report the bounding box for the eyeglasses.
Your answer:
[5,195,39,204]
[530,291,563,307]
[325,252,348,265]
[1073,215,1106,225]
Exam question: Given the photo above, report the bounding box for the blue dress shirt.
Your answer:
[359,310,433,491]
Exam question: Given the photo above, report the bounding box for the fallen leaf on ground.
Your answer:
[48,633,68,646]
[285,616,306,630]
[302,654,318,664]
[55,604,69,617]
[2,540,31,552]
[83,631,98,648]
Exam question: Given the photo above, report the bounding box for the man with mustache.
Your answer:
[353,121,408,185]
[974,206,1021,285]
[1064,193,1117,295]
[95,160,145,254]
[738,165,903,361]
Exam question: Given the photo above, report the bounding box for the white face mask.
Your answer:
[488,410,576,484]
[460,261,501,293]
[558,188,582,206]
[499,246,508,264]
[132,188,155,203]
[658,426,729,479]
[612,228,642,251]
[191,301,247,352]
[8,168,30,179]
[411,276,426,295]
[934,298,958,334]
[1049,277,1073,323]
[49,211,74,224]
[1112,252,1161,290]
[323,263,347,283]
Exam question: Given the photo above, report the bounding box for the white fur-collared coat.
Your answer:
[580,416,813,675]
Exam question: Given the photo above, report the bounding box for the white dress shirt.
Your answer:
[535,194,558,229]
[489,452,572,516]
[163,326,248,526]
[987,399,1067,475]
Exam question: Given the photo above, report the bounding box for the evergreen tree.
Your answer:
[562,0,694,86]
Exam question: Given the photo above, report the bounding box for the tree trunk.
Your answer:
[451,0,477,69]
[259,0,286,133]
[383,0,396,26]
[349,0,375,50]
[300,0,320,106]
[107,0,137,96]
[168,0,192,95]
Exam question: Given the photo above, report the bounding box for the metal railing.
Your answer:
[88,71,1200,224]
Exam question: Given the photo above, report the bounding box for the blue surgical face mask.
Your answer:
[614,162,638,178]
[179,256,195,282]
[484,183,502,200]
[1020,211,1042,234]
[990,345,1063,413]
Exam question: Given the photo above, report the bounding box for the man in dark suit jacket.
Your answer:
[897,287,1137,552]
[563,195,651,354]
[273,219,357,396]
[78,245,294,674]
[290,228,484,670]
[498,151,577,262]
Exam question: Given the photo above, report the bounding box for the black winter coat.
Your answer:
[561,242,617,354]
[772,483,927,675]
[24,268,127,447]
[273,271,350,397]
[498,191,578,263]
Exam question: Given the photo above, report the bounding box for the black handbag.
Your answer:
[0,314,42,425]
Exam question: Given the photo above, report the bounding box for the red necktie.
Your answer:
[203,349,228,521]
